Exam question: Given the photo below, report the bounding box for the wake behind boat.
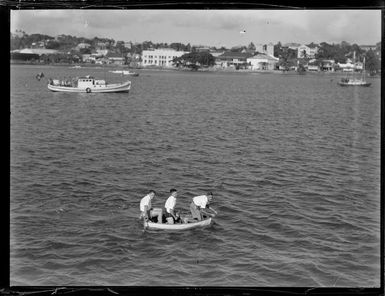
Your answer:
[48,75,131,93]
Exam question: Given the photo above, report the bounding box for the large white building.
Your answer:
[247,53,279,70]
[141,48,189,67]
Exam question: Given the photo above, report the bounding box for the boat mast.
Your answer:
[353,51,356,80]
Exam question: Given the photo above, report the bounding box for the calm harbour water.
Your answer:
[10,65,381,286]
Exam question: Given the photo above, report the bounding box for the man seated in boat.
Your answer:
[163,188,182,224]
[190,192,217,221]
[139,190,163,224]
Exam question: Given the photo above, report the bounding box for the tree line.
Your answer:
[11,32,381,73]
[11,32,210,55]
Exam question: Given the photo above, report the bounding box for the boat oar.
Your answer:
[202,208,217,218]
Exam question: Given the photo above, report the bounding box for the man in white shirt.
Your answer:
[190,192,216,221]
[140,190,163,224]
[164,188,182,224]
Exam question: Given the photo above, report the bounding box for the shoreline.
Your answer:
[10,61,381,78]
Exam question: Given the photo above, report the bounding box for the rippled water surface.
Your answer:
[10,65,381,286]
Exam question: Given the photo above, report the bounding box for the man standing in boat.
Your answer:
[139,190,163,224]
[164,188,181,224]
[190,192,217,221]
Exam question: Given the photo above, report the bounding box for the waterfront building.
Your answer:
[215,52,253,69]
[106,52,125,65]
[320,59,335,71]
[307,64,320,71]
[338,60,363,72]
[141,48,189,67]
[82,54,91,62]
[247,53,279,70]
[95,57,109,65]
[82,53,101,63]
[338,60,355,72]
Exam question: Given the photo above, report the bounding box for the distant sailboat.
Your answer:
[338,52,371,87]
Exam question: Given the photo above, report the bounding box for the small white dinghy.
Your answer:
[110,70,139,76]
[144,217,212,230]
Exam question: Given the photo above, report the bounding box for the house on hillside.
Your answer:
[31,41,46,49]
[247,53,279,70]
[359,45,377,51]
[82,53,102,63]
[76,43,91,50]
[196,47,210,53]
[96,49,109,56]
[55,34,68,41]
[215,52,253,69]
[297,44,319,59]
[96,41,108,49]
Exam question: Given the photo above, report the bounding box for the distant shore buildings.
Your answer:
[10,32,381,73]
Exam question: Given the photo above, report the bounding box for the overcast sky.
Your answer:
[11,10,381,47]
